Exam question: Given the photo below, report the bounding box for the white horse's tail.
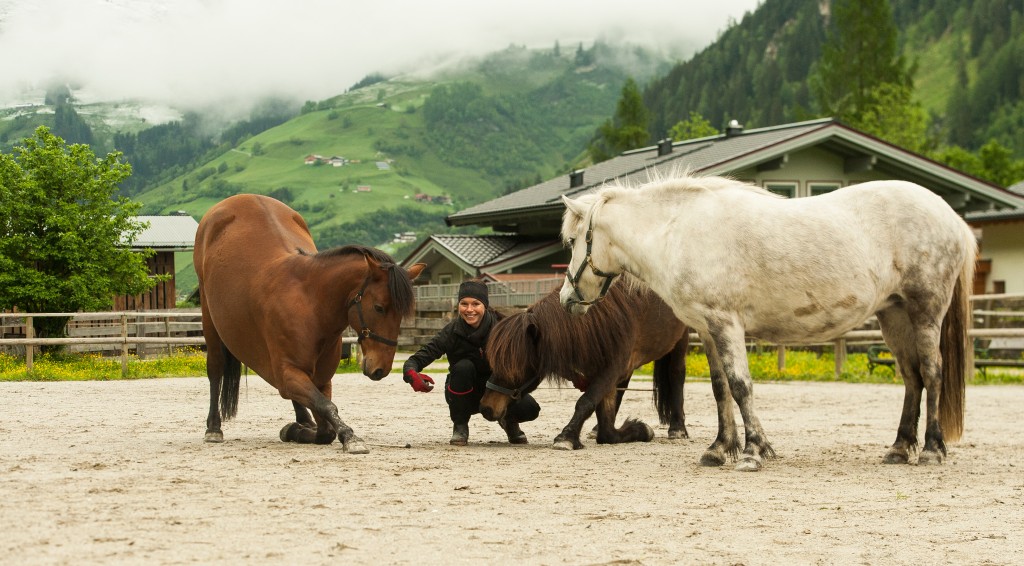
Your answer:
[939,228,977,442]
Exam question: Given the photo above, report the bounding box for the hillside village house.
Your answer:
[403,118,1024,294]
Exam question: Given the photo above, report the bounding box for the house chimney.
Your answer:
[725,119,744,137]
[569,169,584,188]
[657,138,673,156]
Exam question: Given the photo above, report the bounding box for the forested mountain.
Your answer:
[643,0,1024,160]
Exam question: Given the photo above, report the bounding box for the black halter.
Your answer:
[348,273,398,347]
[485,374,541,400]
[565,217,618,306]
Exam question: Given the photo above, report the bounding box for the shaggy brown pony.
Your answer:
[479,279,689,450]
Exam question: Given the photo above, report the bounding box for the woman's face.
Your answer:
[458,298,486,328]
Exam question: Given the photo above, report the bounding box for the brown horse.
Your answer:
[194,194,424,454]
[479,280,689,450]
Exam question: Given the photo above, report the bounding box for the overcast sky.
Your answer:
[0,0,762,108]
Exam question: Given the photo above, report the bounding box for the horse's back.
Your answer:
[195,194,312,271]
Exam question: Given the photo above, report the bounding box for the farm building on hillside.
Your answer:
[115,214,199,310]
[404,117,1024,293]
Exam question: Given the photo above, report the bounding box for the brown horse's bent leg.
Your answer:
[593,382,654,445]
[279,400,333,444]
[279,368,367,454]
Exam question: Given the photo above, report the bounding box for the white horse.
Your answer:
[559,173,977,471]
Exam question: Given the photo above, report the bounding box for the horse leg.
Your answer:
[656,339,689,439]
[553,391,598,450]
[594,375,654,445]
[279,368,367,454]
[698,333,740,466]
[716,324,775,471]
[202,314,225,443]
[279,401,334,444]
[587,377,628,439]
[878,307,948,465]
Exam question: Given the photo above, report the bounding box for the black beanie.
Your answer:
[457,280,489,307]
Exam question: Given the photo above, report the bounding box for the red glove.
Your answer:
[404,369,434,393]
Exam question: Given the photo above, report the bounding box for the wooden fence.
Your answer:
[2,291,1021,378]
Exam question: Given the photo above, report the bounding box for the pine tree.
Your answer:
[587,78,650,163]
[811,0,913,122]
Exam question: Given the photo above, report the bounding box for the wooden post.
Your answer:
[25,316,34,371]
[776,345,785,372]
[165,316,172,356]
[834,338,847,378]
[120,313,129,377]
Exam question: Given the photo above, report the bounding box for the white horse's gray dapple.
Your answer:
[559,174,977,471]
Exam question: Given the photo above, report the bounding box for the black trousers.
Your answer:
[445,359,540,425]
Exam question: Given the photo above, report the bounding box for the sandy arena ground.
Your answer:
[1,373,1022,565]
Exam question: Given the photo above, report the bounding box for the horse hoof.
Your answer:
[667,429,689,440]
[918,450,944,466]
[586,429,598,440]
[641,422,655,442]
[882,451,910,465]
[552,440,574,451]
[735,455,763,472]
[204,431,224,443]
[343,440,369,454]
[700,451,726,467]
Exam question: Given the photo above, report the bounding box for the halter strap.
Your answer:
[348,273,398,347]
[565,217,618,306]
[485,374,541,400]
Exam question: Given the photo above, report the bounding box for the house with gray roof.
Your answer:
[405,118,1024,292]
[116,214,199,310]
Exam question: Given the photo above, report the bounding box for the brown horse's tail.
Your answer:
[220,345,242,420]
[939,235,976,442]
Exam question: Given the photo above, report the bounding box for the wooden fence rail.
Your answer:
[2,292,1022,378]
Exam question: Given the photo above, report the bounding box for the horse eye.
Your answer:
[374,304,385,315]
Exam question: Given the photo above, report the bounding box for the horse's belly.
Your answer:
[745,305,874,344]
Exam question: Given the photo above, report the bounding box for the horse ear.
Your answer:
[363,252,383,272]
[526,321,541,344]
[406,262,426,280]
[561,195,586,218]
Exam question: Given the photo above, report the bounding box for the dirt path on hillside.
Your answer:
[1,375,1022,565]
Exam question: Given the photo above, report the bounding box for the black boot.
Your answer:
[450,422,469,446]
[499,417,528,444]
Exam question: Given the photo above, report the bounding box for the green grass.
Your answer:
[2,349,1019,384]
[0,349,362,381]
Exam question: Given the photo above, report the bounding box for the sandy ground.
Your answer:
[1,372,1022,566]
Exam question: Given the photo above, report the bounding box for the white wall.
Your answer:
[979,222,1024,293]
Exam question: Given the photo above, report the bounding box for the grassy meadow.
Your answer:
[2,349,1019,385]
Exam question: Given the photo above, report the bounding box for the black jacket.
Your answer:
[403,309,500,379]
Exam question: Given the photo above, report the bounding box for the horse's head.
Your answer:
[479,311,542,422]
[558,193,620,316]
[351,251,424,380]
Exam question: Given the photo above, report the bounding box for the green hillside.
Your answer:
[138,43,662,244]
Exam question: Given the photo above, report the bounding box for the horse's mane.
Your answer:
[561,172,776,245]
[487,280,649,387]
[313,245,416,317]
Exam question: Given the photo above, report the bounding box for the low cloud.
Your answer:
[0,0,760,108]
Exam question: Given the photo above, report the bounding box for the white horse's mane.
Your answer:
[599,169,777,202]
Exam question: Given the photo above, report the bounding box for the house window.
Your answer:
[765,183,796,198]
[810,183,840,196]
[994,280,1006,294]
[438,273,452,285]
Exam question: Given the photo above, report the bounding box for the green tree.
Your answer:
[0,127,155,340]
[853,83,931,153]
[588,78,650,163]
[668,111,721,141]
[811,0,913,122]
